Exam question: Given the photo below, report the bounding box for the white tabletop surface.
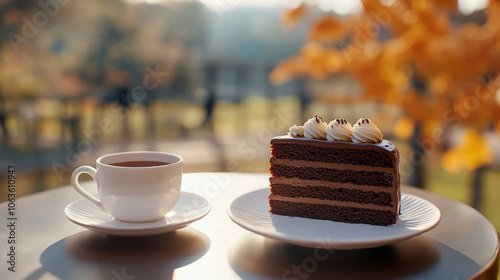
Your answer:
[0,172,498,280]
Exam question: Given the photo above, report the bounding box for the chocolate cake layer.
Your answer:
[271,143,393,168]
[269,194,394,210]
[269,200,397,226]
[270,184,394,206]
[269,177,395,193]
[270,164,394,188]
[270,158,393,173]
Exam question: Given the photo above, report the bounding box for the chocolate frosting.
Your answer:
[271,135,397,153]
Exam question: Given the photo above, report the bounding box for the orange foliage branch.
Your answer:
[271,0,500,170]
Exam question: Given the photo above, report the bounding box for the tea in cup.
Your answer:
[71,151,182,222]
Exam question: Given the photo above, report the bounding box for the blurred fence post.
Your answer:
[0,94,8,145]
[471,165,486,210]
[202,62,218,131]
[409,122,425,188]
[408,73,426,189]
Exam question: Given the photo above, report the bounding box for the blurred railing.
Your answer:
[0,61,307,195]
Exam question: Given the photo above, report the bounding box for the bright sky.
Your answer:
[125,0,489,16]
[458,0,489,15]
[123,0,365,15]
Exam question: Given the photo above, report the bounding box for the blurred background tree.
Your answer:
[270,0,500,207]
[0,0,306,200]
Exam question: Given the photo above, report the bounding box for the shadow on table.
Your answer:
[26,227,210,280]
[228,233,481,279]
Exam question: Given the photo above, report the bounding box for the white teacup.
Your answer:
[71,151,182,223]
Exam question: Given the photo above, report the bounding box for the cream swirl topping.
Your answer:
[326,118,353,141]
[303,115,327,139]
[288,125,304,137]
[351,118,383,143]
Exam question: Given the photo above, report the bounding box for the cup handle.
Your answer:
[71,166,105,211]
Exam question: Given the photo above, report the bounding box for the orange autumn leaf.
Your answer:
[282,4,308,29]
[300,41,324,61]
[381,38,412,66]
[441,149,462,173]
[416,6,451,36]
[434,0,458,12]
[401,92,429,121]
[485,0,500,19]
[361,0,411,36]
[349,16,381,44]
[308,15,348,43]
[269,56,305,85]
[394,116,415,140]
[450,92,498,127]
[442,129,494,172]
[300,42,329,79]
[429,74,452,96]
[324,48,346,73]
[462,130,494,169]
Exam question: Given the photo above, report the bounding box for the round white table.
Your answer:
[0,173,498,279]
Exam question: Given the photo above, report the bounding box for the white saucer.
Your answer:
[65,192,211,236]
[228,189,441,249]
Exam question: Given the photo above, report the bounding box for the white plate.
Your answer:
[65,192,211,236]
[228,189,441,249]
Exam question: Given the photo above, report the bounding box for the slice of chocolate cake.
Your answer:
[269,116,400,226]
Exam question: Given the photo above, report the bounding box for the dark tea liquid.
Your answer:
[109,161,172,167]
